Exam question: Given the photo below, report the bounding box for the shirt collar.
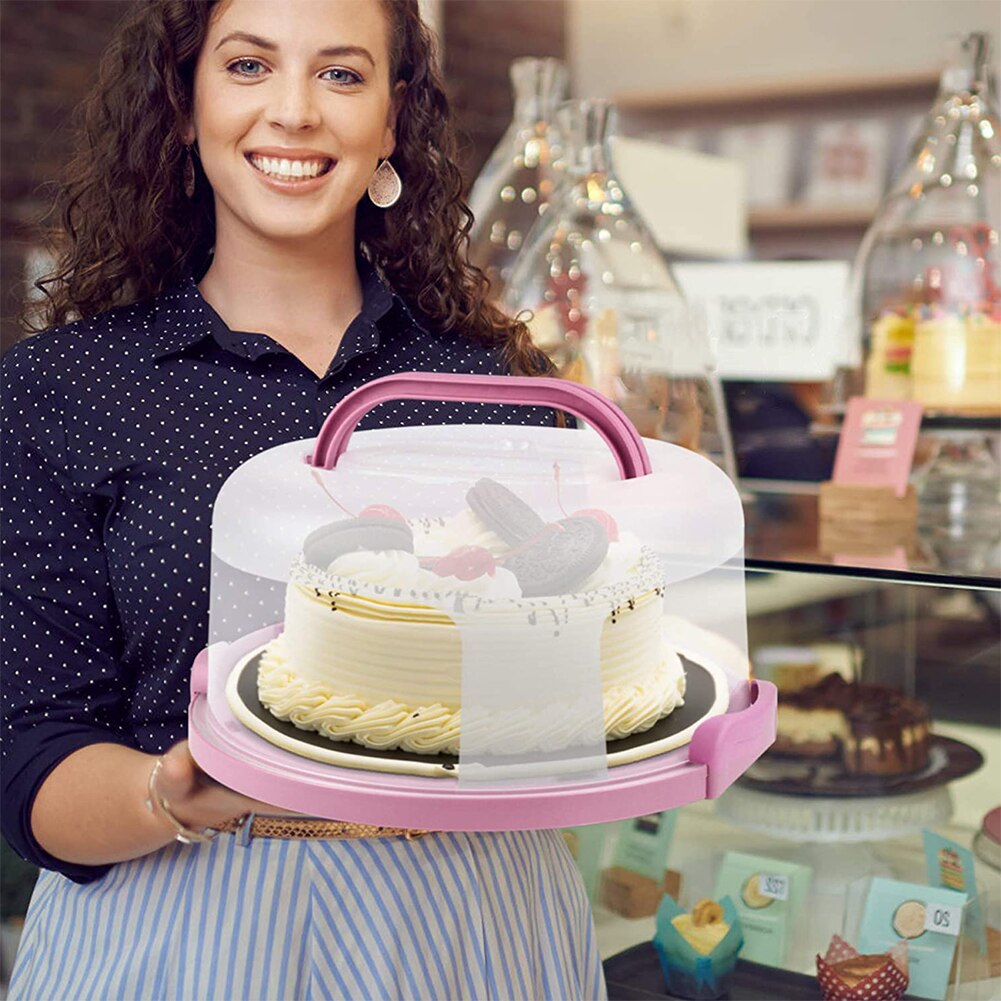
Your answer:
[149,256,412,369]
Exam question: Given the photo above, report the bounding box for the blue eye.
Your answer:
[226,58,265,77]
[322,67,363,85]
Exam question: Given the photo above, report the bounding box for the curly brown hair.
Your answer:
[19,0,551,379]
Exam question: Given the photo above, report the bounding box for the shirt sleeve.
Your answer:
[1,340,133,883]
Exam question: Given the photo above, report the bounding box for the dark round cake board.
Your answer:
[737,736,983,798]
[236,653,718,769]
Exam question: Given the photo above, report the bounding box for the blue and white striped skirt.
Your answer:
[9,827,606,1000]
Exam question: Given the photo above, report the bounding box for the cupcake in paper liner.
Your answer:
[653,896,743,1000]
[816,934,909,1001]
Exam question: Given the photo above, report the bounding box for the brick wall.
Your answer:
[0,0,567,352]
[1,0,131,353]
[442,0,567,187]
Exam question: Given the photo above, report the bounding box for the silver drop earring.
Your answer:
[183,143,196,199]
[367,158,402,208]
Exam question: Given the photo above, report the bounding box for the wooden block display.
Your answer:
[818,518,917,557]
[600,866,682,919]
[818,481,917,525]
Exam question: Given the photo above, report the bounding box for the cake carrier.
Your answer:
[189,372,775,829]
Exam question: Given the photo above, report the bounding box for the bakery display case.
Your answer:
[587,486,1000,1000]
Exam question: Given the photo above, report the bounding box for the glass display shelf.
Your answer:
[742,485,1001,589]
[590,567,1000,1000]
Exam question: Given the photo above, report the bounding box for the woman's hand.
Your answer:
[31,740,299,867]
[154,739,300,830]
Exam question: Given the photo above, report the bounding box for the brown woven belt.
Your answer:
[214,815,433,841]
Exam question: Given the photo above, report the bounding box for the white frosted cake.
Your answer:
[866,307,1001,411]
[911,312,1001,411]
[258,479,686,755]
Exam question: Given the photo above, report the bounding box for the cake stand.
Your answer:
[189,372,778,830]
[721,734,984,843]
[716,783,955,845]
[189,631,775,830]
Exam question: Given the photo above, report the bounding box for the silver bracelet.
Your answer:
[145,757,220,845]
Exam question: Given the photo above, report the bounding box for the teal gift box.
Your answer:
[653,896,743,1000]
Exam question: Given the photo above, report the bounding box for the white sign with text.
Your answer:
[758,874,791,902]
[673,261,852,381]
[924,903,963,937]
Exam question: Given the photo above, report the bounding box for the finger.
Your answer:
[165,786,254,828]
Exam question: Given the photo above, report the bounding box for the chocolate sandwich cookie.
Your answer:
[303,517,414,568]
[503,515,609,597]
[467,478,546,547]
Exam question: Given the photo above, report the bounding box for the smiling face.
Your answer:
[185,0,400,251]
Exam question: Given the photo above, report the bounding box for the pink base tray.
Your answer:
[189,625,777,830]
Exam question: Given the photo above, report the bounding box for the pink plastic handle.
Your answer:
[307,372,653,480]
[689,680,777,798]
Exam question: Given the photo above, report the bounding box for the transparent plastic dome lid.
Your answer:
[206,374,747,789]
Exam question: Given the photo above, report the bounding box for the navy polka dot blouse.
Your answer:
[1,258,560,882]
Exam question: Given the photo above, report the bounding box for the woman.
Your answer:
[1,1,605,998]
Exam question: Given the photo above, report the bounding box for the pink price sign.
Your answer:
[832,397,923,498]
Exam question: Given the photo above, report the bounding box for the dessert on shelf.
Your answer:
[772,672,930,776]
[816,936,909,1001]
[829,953,893,988]
[864,304,1001,412]
[654,894,744,1000]
[671,898,731,957]
[910,307,1001,411]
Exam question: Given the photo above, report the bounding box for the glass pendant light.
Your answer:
[467,58,568,299]
[504,99,736,477]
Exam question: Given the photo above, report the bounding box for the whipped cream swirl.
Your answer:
[258,635,685,756]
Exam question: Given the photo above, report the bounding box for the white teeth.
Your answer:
[250,155,330,180]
